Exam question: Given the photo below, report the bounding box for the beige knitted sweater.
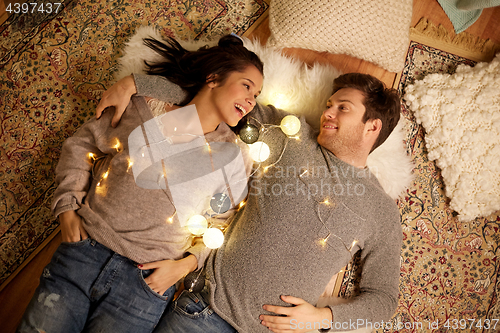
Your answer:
[52,95,250,266]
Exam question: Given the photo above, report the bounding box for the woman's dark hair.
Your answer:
[331,73,401,152]
[143,34,264,105]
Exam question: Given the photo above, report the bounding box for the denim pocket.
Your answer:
[60,237,92,247]
[172,290,212,318]
[137,268,175,301]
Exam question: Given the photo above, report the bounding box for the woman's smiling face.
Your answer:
[207,65,263,127]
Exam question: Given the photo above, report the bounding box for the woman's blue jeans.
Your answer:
[153,288,236,333]
[17,238,176,333]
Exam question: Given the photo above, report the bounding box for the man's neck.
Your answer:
[325,147,369,170]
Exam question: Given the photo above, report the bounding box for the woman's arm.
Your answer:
[139,254,198,295]
[52,112,114,242]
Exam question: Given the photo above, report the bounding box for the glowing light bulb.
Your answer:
[319,233,331,247]
[102,170,109,179]
[167,216,174,224]
[238,201,246,209]
[322,199,330,205]
[248,142,270,162]
[239,123,260,144]
[113,138,122,152]
[280,115,301,136]
[203,228,224,249]
[186,215,208,236]
[88,152,95,160]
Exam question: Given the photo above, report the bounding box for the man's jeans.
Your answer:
[17,238,176,333]
[153,288,236,333]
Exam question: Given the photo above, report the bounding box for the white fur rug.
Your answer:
[115,26,414,199]
[404,54,500,222]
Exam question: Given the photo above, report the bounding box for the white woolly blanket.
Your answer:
[116,26,414,199]
[404,54,500,221]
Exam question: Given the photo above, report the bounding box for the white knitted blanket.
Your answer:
[404,54,500,221]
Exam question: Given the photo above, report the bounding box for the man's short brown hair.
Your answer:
[332,73,401,152]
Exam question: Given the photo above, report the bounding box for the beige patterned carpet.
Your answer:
[0,0,269,290]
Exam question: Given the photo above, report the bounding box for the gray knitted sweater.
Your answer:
[52,94,250,268]
[135,74,402,332]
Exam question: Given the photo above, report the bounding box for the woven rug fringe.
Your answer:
[412,18,499,56]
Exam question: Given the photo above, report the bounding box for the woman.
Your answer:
[18,34,263,333]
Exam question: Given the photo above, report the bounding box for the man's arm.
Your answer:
[261,209,402,332]
[96,74,296,128]
[96,74,187,127]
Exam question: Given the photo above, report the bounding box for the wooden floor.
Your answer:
[1,0,499,332]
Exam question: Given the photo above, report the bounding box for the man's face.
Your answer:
[317,88,368,157]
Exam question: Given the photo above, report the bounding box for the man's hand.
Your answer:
[139,254,197,295]
[95,75,137,127]
[260,295,333,333]
[59,210,89,243]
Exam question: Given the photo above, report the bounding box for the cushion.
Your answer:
[267,0,413,73]
[404,54,500,221]
[116,26,413,200]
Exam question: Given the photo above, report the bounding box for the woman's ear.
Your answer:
[206,74,218,88]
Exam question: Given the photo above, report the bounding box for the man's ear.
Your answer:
[365,118,382,135]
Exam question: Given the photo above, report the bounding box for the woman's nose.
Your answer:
[247,96,256,108]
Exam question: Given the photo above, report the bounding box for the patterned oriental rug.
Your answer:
[343,22,500,332]
[0,0,269,290]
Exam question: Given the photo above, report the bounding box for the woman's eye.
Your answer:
[244,84,250,89]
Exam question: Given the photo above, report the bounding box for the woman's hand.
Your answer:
[96,75,137,127]
[139,254,198,295]
[59,210,89,243]
[260,296,333,332]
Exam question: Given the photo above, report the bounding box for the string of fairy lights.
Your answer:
[87,113,358,291]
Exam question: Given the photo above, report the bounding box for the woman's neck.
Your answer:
[189,90,221,134]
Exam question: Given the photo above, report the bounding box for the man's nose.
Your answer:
[323,107,336,119]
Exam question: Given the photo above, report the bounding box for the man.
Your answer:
[96,72,402,333]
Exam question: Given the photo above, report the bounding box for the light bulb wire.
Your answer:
[298,171,356,258]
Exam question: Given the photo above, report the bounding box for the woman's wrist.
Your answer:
[180,254,198,277]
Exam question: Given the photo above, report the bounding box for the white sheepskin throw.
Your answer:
[116,26,413,199]
[404,54,500,222]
